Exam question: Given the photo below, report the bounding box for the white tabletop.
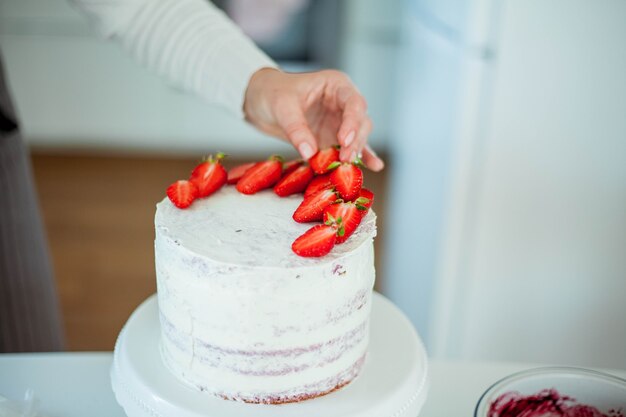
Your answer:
[1,353,625,417]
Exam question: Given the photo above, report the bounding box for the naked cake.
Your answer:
[154,186,377,403]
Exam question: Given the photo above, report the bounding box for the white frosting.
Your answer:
[154,186,377,402]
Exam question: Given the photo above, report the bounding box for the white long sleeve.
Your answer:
[69,0,277,117]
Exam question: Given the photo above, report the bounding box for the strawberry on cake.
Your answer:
[156,150,377,404]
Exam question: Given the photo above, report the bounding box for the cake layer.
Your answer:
[154,187,377,403]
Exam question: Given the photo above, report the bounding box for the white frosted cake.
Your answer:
[154,186,377,404]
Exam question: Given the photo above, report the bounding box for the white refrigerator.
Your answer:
[384,0,626,369]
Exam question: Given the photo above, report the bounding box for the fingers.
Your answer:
[336,87,367,145]
[340,112,371,162]
[334,84,380,168]
[353,116,372,160]
[340,116,384,171]
[274,98,318,160]
[362,144,385,172]
[336,87,367,153]
[268,70,381,171]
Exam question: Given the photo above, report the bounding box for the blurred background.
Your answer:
[1,0,624,369]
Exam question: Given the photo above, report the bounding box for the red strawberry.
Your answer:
[329,163,363,201]
[167,180,199,209]
[274,165,314,197]
[357,188,374,216]
[358,188,374,207]
[323,201,364,244]
[293,188,339,223]
[227,162,255,184]
[189,153,227,197]
[304,174,332,198]
[309,147,340,175]
[291,224,338,257]
[236,155,283,195]
[283,159,304,176]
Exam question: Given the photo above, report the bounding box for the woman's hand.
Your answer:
[243,68,384,171]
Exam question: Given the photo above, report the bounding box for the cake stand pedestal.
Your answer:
[111,292,429,417]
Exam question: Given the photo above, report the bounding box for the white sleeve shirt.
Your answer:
[69,0,277,117]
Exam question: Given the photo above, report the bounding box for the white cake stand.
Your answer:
[111,292,429,417]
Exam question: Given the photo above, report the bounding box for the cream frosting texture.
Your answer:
[154,187,377,403]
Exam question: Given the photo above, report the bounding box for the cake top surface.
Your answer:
[155,187,376,268]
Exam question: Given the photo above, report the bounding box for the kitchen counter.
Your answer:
[2,353,624,416]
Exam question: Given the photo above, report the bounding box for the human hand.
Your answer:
[243,68,384,172]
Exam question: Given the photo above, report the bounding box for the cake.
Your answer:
[154,186,377,404]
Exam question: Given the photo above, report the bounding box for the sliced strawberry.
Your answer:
[323,201,364,243]
[293,188,339,223]
[309,147,340,175]
[292,224,337,257]
[274,165,314,197]
[283,159,304,176]
[357,188,374,208]
[227,162,255,184]
[329,163,363,201]
[189,153,227,197]
[236,155,283,195]
[357,188,374,216]
[167,180,199,209]
[304,174,332,198]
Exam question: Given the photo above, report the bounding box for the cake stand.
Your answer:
[111,292,429,417]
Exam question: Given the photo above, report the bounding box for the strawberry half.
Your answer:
[323,201,365,244]
[291,224,338,257]
[329,162,363,201]
[293,188,339,223]
[304,174,332,198]
[167,180,199,209]
[283,159,304,176]
[236,155,283,195]
[227,162,255,185]
[357,188,374,216]
[309,146,340,175]
[189,153,227,198]
[274,165,314,197]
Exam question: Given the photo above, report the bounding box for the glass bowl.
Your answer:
[474,366,626,417]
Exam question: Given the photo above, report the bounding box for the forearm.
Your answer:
[70,0,277,116]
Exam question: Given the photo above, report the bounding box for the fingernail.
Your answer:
[349,151,357,162]
[344,131,355,147]
[298,142,315,160]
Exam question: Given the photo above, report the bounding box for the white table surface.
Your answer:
[1,353,624,417]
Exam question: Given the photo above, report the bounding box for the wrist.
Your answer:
[243,67,282,121]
